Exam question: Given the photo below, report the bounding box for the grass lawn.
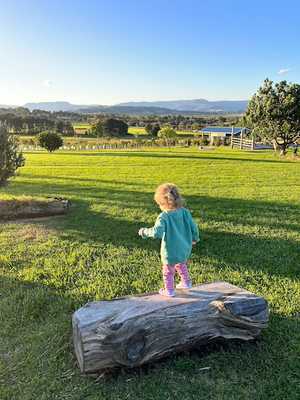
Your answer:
[0,148,299,399]
[72,123,92,129]
[128,126,147,135]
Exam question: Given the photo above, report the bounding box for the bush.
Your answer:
[37,131,63,152]
[0,125,25,186]
[158,126,177,147]
[198,137,209,146]
[212,137,222,147]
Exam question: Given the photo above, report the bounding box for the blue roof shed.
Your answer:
[200,127,247,135]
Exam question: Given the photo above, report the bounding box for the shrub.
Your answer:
[212,137,222,147]
[0,125,25,186]
[37,131,63,152]
[198,137,209,146]
[158,126,177,147]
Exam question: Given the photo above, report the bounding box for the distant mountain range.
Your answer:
[117,99,248,113]
[2,99,248,114]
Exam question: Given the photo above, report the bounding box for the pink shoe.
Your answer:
[176,281,192,289]
[159,288,175,297]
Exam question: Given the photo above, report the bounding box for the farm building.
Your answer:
[200,126,249,138]
[199,127,250,145]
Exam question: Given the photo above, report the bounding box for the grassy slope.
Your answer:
[0,148,299,400]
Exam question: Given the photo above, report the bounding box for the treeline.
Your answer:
[90,114,242,136]
[0,106,242,136]
[123,114,241,130]
[0,107,80,136]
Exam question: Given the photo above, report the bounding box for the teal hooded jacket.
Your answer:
[140,207,199,265]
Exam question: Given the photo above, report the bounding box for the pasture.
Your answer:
[0,148,299,400]
[128,127,197,136]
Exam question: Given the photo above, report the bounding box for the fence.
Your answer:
[18,142,180,152]
[231,135,255,150]
[18,138,209,152]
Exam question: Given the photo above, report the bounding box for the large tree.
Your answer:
[0,125,25,186]
[244,79,300,155]
[145,123,160,137]
[91,120,104,137]
[102,118,128,137]
[37,131,63,152]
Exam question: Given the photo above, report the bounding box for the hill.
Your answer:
[23,99,248,114]
[117,99,248,113]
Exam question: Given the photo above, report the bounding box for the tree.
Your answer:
[218,116,227,125]
[145,123,160,137]
[0,125,25,186]
[244,79,300,155]
[102,118,128,137]
[91,120,104,137]
[37,131,63,152]
[64,122,75,136]
[158,125,177,147]
[145,123,152,135]
[56,121,64,134]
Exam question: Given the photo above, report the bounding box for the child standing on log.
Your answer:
[138,183,199,297]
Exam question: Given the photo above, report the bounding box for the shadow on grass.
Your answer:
[2,178,300,280]
[1,274,299,400]
[23,149,293,164]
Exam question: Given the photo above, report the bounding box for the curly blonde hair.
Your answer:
[154,183,184,210]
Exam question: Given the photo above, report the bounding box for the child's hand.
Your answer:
[138,228,145,237]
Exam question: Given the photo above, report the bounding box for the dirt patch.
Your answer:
[14,224,55,241]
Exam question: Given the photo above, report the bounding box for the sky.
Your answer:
[0,0,300,105]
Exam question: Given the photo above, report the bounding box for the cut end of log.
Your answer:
[72,281,269,373]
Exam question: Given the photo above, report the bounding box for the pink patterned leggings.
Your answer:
[162,262,191,291]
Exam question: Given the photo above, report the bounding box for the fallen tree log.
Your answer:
[0,197,69,220]
[72,281,269,373]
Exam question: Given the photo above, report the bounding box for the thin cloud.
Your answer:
[277,68,291,75]
[43,79,53,87]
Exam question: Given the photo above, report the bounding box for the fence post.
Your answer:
[231,126,234,148]
[240,128,243,149]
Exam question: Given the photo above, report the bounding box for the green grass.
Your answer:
[128,126,147,135]
[128,127,197,136]
[0,148,299,399]
[72,123,91,130]
[176,129,197,135]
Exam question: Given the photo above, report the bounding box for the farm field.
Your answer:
[71,126,197,136]
[72,124,148,135]
[72,123,91,129]
[0,148,300,400]
[128,127,197,136]
[16,127,198,145]
[128,126,147,135]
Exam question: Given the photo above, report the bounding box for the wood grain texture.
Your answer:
[72,281,269,373]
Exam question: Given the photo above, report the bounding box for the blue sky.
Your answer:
[1,0,299,105]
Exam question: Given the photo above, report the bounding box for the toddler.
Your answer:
[138,183,199,297]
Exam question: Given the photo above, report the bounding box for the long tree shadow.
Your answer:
[2,177,300,281]
[23,149,295,164]
[5,176,300,232]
